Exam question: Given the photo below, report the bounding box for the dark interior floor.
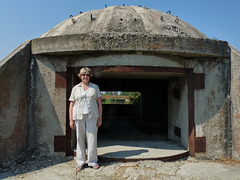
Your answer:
[98,116,168,141]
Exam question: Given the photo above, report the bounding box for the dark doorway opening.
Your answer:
[92,78,169,141]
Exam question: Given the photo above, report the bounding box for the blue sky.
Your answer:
[1,0,239,60]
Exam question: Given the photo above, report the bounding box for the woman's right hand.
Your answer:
[70,120,76,129]
[69,101,75,129]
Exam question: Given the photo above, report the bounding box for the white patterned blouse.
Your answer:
[69,82,102,120]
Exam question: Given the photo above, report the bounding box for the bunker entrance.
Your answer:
[93,78,169,141]
[68,67,191,157]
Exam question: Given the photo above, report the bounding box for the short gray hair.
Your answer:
[77,67,93,78]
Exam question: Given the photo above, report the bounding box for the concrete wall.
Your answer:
[230,45,240,160]
[194,58,231,159]
[168,76,188,148]
[31,56,67,155]
[0,41,31,165]
[167,57,231,158]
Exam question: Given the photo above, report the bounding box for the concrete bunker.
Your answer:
[1,5,240,164]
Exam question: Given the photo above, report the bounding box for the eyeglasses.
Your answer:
[81,74,90,77]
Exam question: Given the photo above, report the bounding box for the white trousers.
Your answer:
[75,115,98,166]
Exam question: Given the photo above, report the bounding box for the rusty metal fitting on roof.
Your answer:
[69,15,76,23]
[167,10,171,14]
[175,16,179,23]
[91,14,95,21]
[71,18,76,23]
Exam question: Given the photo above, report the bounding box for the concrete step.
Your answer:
[73,140,189,162]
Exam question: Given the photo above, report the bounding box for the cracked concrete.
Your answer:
[1,156,240,180]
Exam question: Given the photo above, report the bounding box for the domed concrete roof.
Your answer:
[41,6,208,39]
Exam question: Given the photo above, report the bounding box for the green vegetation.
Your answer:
[127,92,141,104]
[101,91,141,104]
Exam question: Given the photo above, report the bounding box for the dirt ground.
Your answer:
[1,154,240,180]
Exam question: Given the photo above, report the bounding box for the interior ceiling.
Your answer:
[93,71,185,80]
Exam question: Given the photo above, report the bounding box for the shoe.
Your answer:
[90,163,100,169]
[76,164,84,171]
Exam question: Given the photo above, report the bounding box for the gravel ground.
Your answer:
[1,154,240,180]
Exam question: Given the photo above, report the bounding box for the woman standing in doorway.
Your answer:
[69,67,102,171]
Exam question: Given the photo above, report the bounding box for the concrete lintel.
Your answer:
[32,33,229,58]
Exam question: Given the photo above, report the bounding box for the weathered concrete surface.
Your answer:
[31,56,67,155]
[230,45,240,160]
[194,58,231,159]
[41,6,207,39]
[68,53,184,68]
[0,41,31,165]
[168,76,188,148]
[1,156,240,180]
[32,34,229,58]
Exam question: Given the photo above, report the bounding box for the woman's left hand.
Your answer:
[97,117,102,127]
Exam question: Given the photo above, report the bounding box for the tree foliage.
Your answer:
[102,91,141,104]
[129,92,141,104]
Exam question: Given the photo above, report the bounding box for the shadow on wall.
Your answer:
[32,56,66,155]
[0,47,69,176]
